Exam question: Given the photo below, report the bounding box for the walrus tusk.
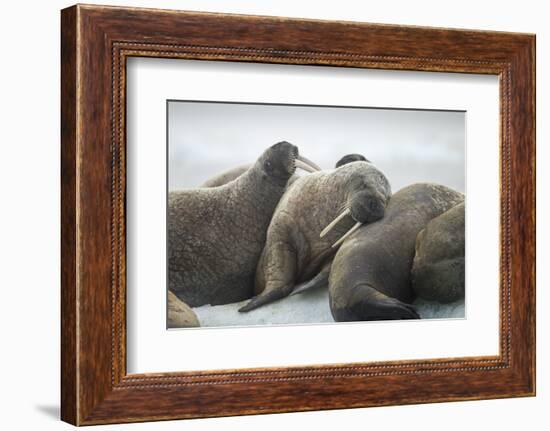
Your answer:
[297,154,322,171]
[320,208,351,238]
[331,221,362,248]
[295,155,322,173]
[295,159,317,173]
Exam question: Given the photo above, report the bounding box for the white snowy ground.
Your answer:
[193,288,465,328]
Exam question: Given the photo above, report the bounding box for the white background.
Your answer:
[0,0,546,430]
[127,59,499,373]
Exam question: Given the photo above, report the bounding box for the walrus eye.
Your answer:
[264,160,272,171]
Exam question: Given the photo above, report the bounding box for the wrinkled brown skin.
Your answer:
[329,183,464,322]
[412,201,465,303]
[239,161,392,312]
[168,142,298,307]
[167,291,200,328]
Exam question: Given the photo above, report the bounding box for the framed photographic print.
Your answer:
[61,4,535,425]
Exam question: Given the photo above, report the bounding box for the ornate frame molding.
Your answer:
[61,5,535,425]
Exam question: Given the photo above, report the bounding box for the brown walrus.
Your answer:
[328,183,464,321]
[168,141,321,307]
[239,160,392,312]
[412,201,466,303]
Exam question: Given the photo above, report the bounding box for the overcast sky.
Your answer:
[168,101,465,193]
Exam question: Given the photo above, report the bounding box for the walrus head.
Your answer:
[258,141,321,186]
[321,162,391,248]
[335,153,370,168]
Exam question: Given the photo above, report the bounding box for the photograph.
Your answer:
[167,101,466,328]
[53,3,536,426]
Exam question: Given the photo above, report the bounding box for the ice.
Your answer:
[193,288,465,328]
[194,287,332,328]
[414,297,465,319]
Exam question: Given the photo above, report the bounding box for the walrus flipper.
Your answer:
[238,288,290,312]
[360,297,420,320]
[290,262,331,296]
[331,284,420,322]
[239,243,296,312]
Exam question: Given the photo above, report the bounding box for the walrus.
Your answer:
[167,291,200,328]
[328,183,464,322]
[168,141,321,307]
[411,201,465,303]
[239,161,392,312]
[256,153,371,299]
[200,153,368,187]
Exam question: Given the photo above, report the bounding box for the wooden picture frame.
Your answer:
[61,4,535,425]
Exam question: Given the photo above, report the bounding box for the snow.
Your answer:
[193,288,465,328]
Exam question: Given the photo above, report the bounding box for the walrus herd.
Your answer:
[167,142,465,328]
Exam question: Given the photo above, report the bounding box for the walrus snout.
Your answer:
[320,189,389,248]
[261,141,321,183]
[329,194,385,249]
[349,189,387,224]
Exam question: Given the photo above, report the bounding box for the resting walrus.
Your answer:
[168,141,321,307]
[239,161,392,312]
[412,201,465,303]
[328,183,464,321]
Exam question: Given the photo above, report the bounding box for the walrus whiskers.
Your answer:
[331,221,362,248]
[320,208,351,238]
